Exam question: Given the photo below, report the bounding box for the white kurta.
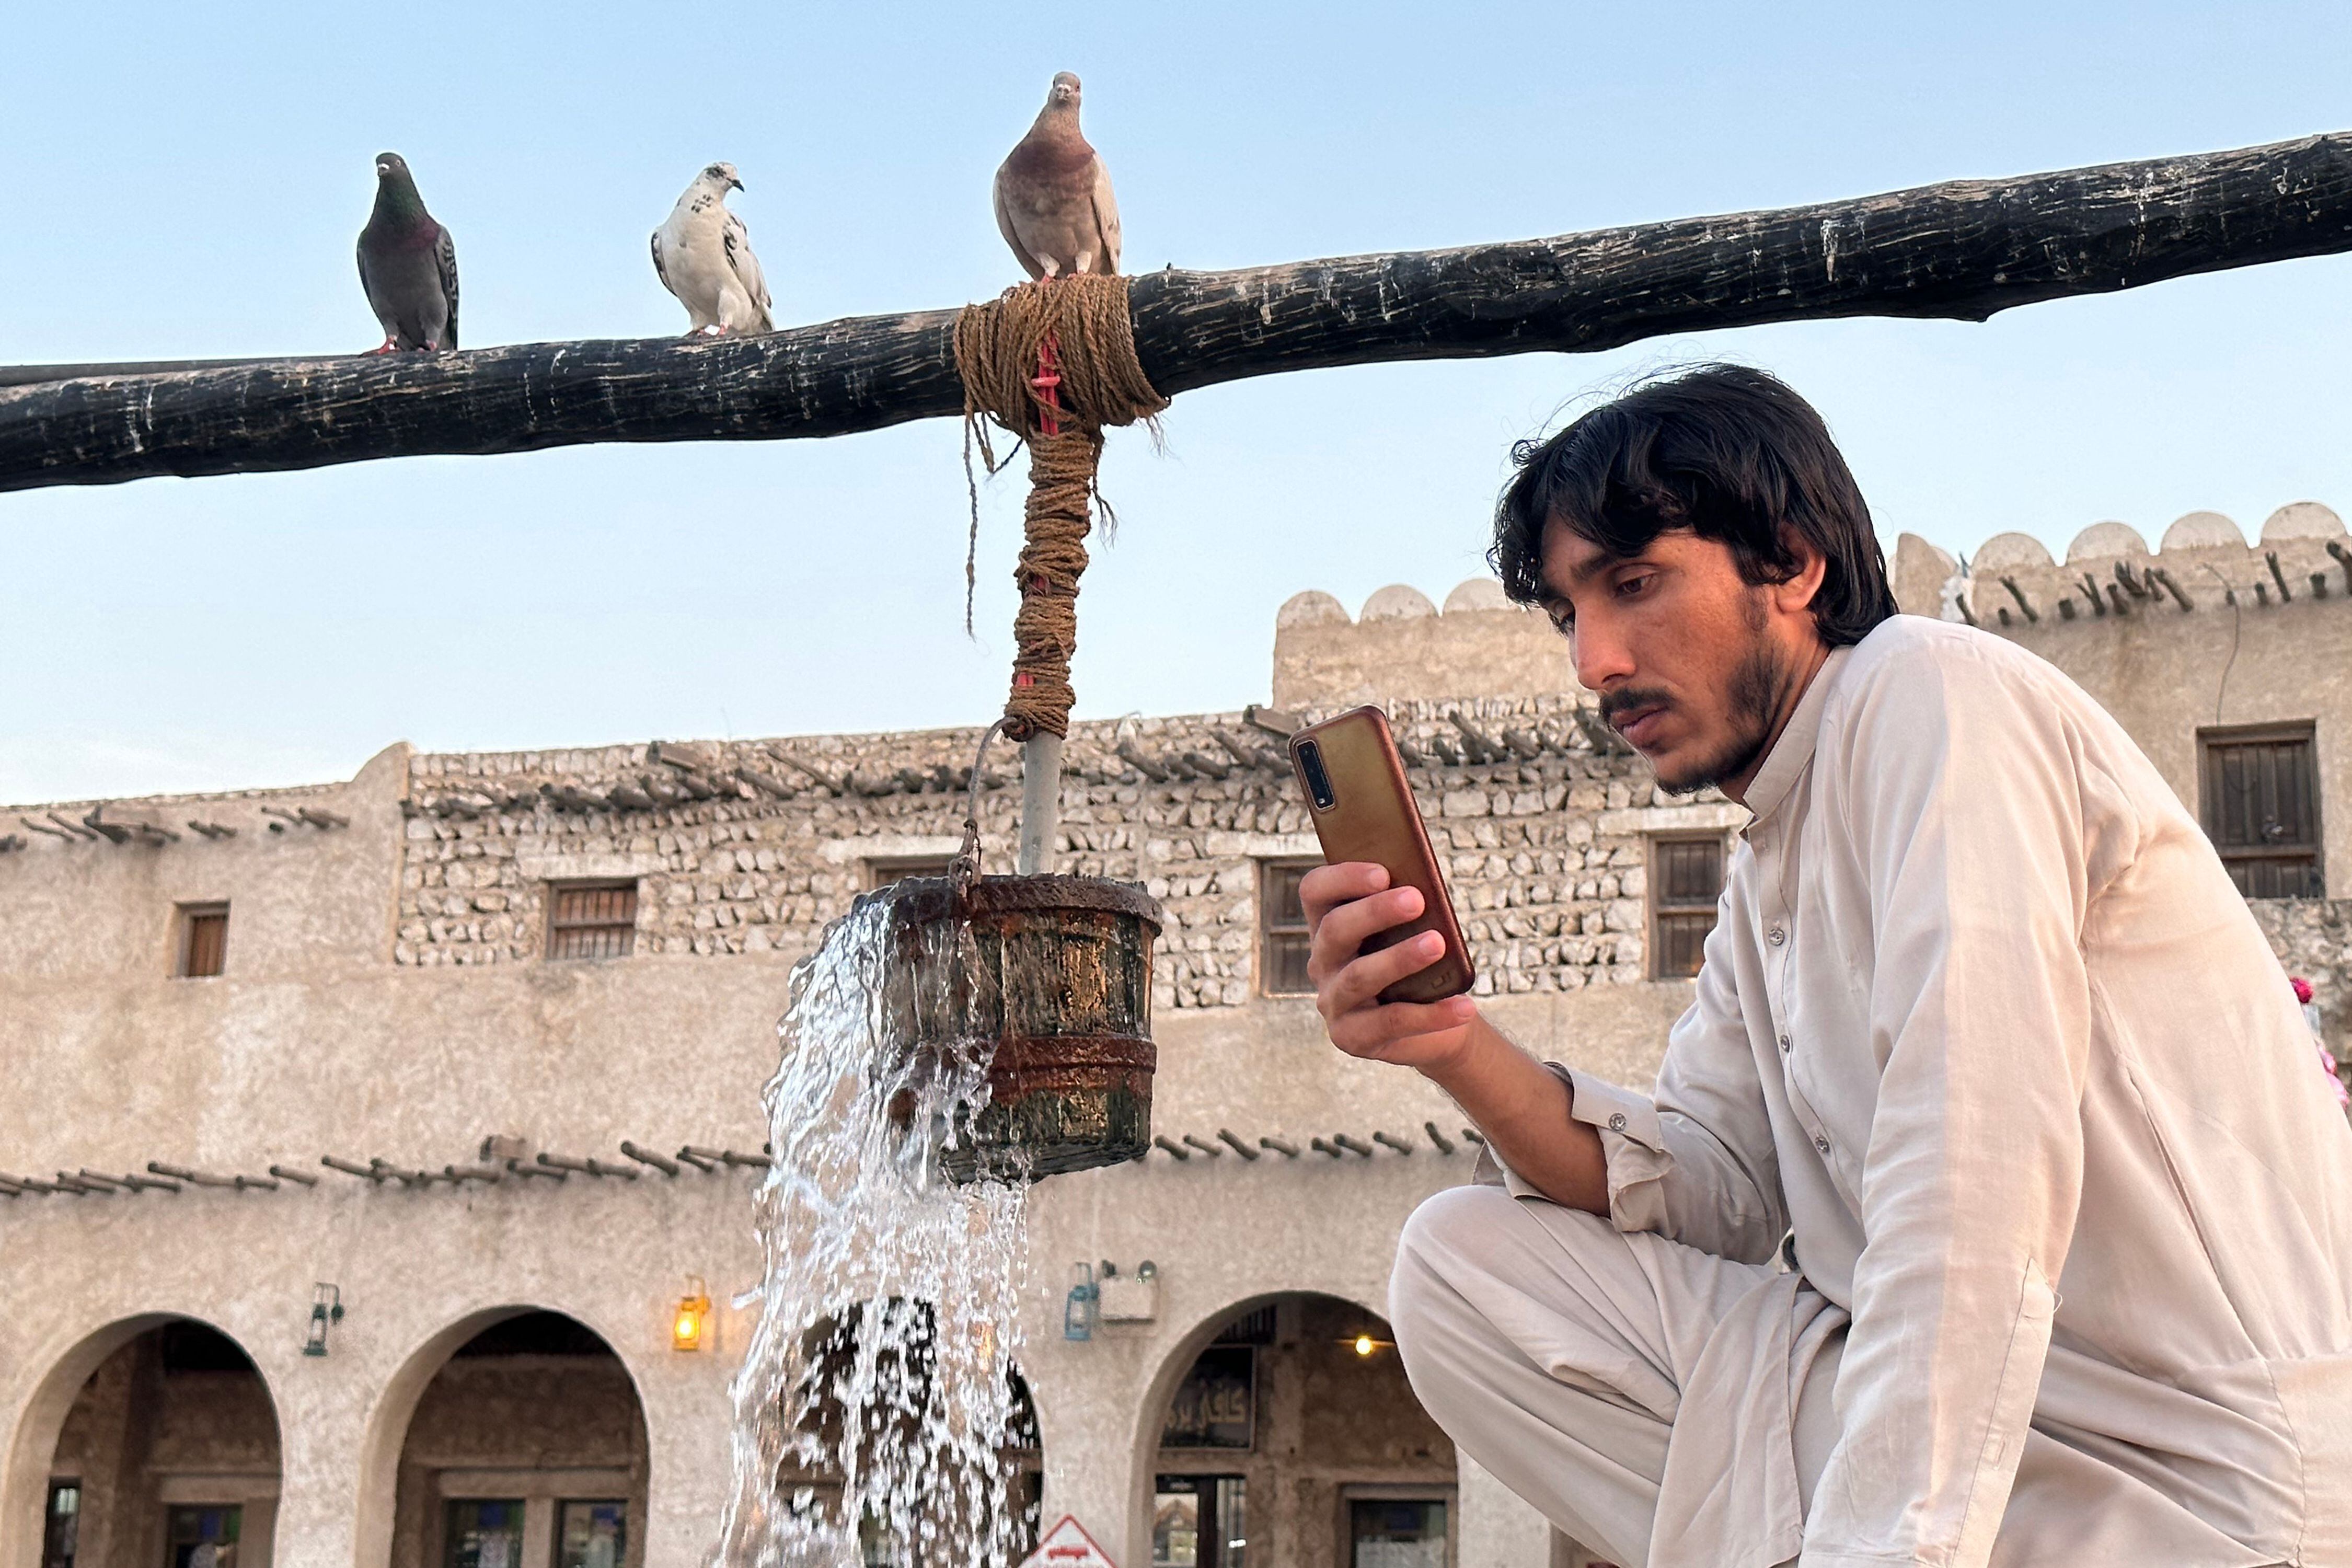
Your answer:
[1491,616,2352,1565]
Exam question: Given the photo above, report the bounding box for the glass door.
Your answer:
[443,1499,525,1568]
[1154,1475,1247,1568]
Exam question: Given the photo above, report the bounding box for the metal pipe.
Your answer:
[1215,1128,1261,1159]
[1258,1136,1300,1158]
[1180,1134,1225,1158]
[1018,733,1063,876]
[1372,1130,1416,1155]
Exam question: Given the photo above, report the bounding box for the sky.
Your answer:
[4,2,2351,803]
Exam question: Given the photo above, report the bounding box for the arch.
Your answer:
[1127,1287,1448,1568]
[2260,501,2347,543]
[1970,532,2054,572]
[2160,510,2246,552]
[1359,585,1437,622]
[1275,591,1350,629]
[2064,521,2150,563]
[356,1305,651,1568]
[3,1312,284,1568]
[773,1301,1045,1564]
[1442,579,1511,615]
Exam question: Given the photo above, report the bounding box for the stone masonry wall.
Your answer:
[399,695,1737,1010]
[2251,897,2352,1058]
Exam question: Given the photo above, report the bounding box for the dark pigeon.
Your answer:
[356,152,459,352]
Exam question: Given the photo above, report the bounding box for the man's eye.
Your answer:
[1548,612,1575,638]
[1615,573,1655,598]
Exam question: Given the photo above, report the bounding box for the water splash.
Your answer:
[716,893,1039,1568]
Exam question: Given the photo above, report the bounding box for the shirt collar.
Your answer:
[1738,645,1851,827]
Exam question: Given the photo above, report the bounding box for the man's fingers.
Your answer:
[1298,860,1389,925]
[1322,930,1448,1017]
[1309,886,1426,974]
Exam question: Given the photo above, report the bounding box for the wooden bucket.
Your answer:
[864,873,1163,1181]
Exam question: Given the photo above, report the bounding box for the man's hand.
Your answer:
[1304,859,1609,1215]
[1302,861,1479,1073]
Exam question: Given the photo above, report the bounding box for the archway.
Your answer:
[775,1301,1044,1566]
[383,1311,649,1568]
[26,1316,283,1568]
[1136,1294,1455,1568]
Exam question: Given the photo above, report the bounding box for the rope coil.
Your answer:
[954,274,1167,741]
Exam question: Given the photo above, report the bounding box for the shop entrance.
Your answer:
[34,1318,282,1568]
[384,1310,647,1568]
[1147,1294,1455,1568]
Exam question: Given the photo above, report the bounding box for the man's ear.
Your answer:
[1770,526,1830,623]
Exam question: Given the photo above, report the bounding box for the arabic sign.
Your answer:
[1021,1514,1118,1568]
[1160,1345,1254,1449]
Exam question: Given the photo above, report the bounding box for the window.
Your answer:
[546,881,638,960]
[1350,1498,1447,1568]
[555,1500,627,1568]
[1648,836,1725,979]
[1258,859,1321,996]
[443,1500,524,1568]
[164,1505,240,1568]
[175,903,229,978]
[2200,723,2325,897]
[40,1481,77,1568]
[865,856,958,891]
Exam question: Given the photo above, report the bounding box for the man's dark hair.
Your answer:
[1490,364,1897,647]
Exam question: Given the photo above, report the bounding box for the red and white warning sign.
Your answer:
[1020,1514,1118,1568]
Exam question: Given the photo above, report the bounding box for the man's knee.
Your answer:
[1390,1184,1534,1358]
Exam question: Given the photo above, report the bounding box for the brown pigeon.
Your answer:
[993,72,1122,280]
[356,153,459,352]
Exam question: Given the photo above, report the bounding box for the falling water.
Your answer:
[715,891,1038,1568]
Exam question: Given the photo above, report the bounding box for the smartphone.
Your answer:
[1287,706,1475,1004]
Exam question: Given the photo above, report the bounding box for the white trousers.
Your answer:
[1390,1185,2296,1568]
[1388,1184,1850,1568]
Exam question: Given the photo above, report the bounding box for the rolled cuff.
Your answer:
[1471,1064,1676,1232]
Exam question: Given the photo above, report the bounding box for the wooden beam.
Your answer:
[6,131,2352,492]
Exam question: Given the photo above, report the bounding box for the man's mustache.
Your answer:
[1598,687,1673,728]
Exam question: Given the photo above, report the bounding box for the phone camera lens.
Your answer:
[1296,740,1336,810]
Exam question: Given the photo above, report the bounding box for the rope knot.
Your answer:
[954,275,1167,741]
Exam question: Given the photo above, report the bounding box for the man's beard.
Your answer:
[1602,593,1801,797]
[1653,641,1791,795]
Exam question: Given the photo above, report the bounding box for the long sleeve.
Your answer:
[1478,886,1790,1266]
[1799,640,2135,1567]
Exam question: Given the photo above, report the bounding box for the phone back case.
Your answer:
[1288,707,1475,1004]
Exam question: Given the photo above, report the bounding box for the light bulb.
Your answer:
[1354,1334,1375,1357]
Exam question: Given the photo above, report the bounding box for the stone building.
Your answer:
[2,503,2347,1568]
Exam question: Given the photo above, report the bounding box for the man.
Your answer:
[1304,365,2352,1567]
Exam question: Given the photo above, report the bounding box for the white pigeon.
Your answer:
[651,163,774,336]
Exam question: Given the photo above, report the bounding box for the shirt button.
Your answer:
[1778,1033,1791,1052]
[1608,1112,1628,1132]
[1768,927,1786,947]
[1813,1135,1832,1155]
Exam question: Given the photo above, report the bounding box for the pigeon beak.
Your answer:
[376,162,391,177]
[729,176,745,192]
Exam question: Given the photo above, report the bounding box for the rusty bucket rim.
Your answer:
[856,871,1164,931]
